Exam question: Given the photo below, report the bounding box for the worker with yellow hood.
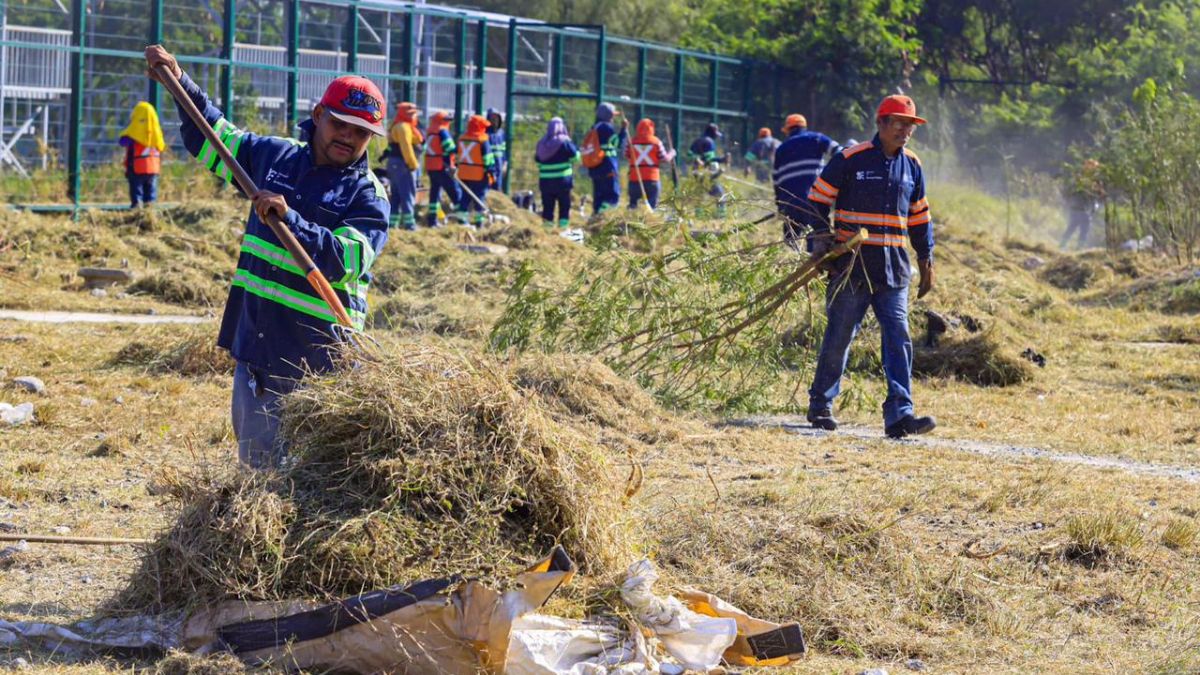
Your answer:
[118,101,165,207]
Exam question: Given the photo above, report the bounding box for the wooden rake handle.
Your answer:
[154,64,354,329]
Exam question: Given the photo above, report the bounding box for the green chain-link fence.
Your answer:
[0,0,792,212]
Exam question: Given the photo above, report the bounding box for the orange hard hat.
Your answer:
[757,127,771,138]
[782,114,807,132]
[876,95,927,124]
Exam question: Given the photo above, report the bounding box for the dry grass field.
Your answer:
[0,185,1197,673]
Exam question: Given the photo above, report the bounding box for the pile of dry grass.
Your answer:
[111,332,233,376]
[913,329,1034,386]
[113,343,641,612]
[128,268,225,307]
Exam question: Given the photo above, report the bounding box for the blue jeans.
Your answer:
[628,179,660,209]
[808,277,914,427]
[231,361,297,469]
[128,174,157,207]
[386,158,416,229]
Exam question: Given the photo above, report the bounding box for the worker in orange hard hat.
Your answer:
[385,102,422,229]
[456,114,496,227]
[801,94,936,440]
[773,112,841,244]
[744,127,780,183]
[423,111,461,227]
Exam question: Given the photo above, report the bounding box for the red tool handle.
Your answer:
[154,64,354,328]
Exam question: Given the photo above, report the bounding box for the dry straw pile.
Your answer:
[114,343,643,612]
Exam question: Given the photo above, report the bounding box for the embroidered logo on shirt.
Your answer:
[264,169,295,191]
[855,170,883,181]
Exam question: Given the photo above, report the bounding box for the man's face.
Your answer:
[877,115,917,149]
[312,105,373,167]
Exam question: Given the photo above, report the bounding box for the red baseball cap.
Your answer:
[319,76,386,136]
[876,95,927,124]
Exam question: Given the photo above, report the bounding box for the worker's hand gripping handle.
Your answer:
[150,61,355,329]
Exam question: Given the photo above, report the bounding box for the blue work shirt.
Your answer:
[537,142,581,191]
[173,72,390,379]
[803,134,933,289]
[587,121,627,179]
[773,128,840,207]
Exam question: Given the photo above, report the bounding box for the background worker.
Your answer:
[774,113,841,245]
[385,102,422,230]
[744,127,780,183]
[688,123,728,215]
[485,107,507,189]
[118,101,164,208]
[1061,158,1104,249]
[423,111,460,227]
[801,95,936,439]
[144,45,390,469]
[456,114,496,228]
[626,117,675,211]
[535,116,580,229]
[582,102,628,214]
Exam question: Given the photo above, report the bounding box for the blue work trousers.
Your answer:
[386,158,417,229]
[426,170,461,226]
[128,174,158,207]
[628,179,660,210]
[808,277,914,427]
[592,171,620,214]
[231,361,298,470]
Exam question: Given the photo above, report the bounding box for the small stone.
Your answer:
[0,540,29,569]
[0,402,35,426]
[146,308,157,316]
[905,658,927,671]
[114,396,124,405]
[11,376,45,395]
[52,526,70,535]
[90,288,108,298]
[80,574,92,584]
[1032,521,1045,530]
[80,397,98,407]
[858,670,889,675]
[12,656,29,669]
[1021,256,1046,271]
[660,664,686,675]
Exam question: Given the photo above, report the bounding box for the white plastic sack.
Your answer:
[507,613,647,675]
[619,559,737,671]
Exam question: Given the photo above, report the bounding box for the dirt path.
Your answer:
[725,416,1200,483]
[0,309,210,325]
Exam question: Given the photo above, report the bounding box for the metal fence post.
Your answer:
[635,45,646,122]
[221,0,235,121]
[474,19,487,112]
[286,0,300,129]
[67,0,86,214]
[551,32,563,90]
[741,60,753,152]
[148,0,163,107]
[347,1,359,73]
[595,25,606,103]
[672,52,683,160]
[401,11,414,102]
[709,60,719,121]
[504,18,516,193]
[454,16,466,135]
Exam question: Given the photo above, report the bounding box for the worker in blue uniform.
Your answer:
[773,113,841,245]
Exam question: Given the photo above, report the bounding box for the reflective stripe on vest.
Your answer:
[457,139,488,182]
[132,142,161,175]
[232,268,367,328]
[538,160,574,180]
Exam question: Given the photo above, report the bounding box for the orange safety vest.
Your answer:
[456,137,488,182]
[132,141,161,175]
[424,132,454,172]
[627,140,661,183]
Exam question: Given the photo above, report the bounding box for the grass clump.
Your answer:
[112,342,640,612]
[111,333,233,376]
[128,268,225,307]
[1064,512,1146,565]
[1161,518,1199,551]
[913,330,1034,386]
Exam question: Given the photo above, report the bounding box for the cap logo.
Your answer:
[341,86,382,122]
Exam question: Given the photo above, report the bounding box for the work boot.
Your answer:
[806,408,838,431]
[885,415,937,439]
